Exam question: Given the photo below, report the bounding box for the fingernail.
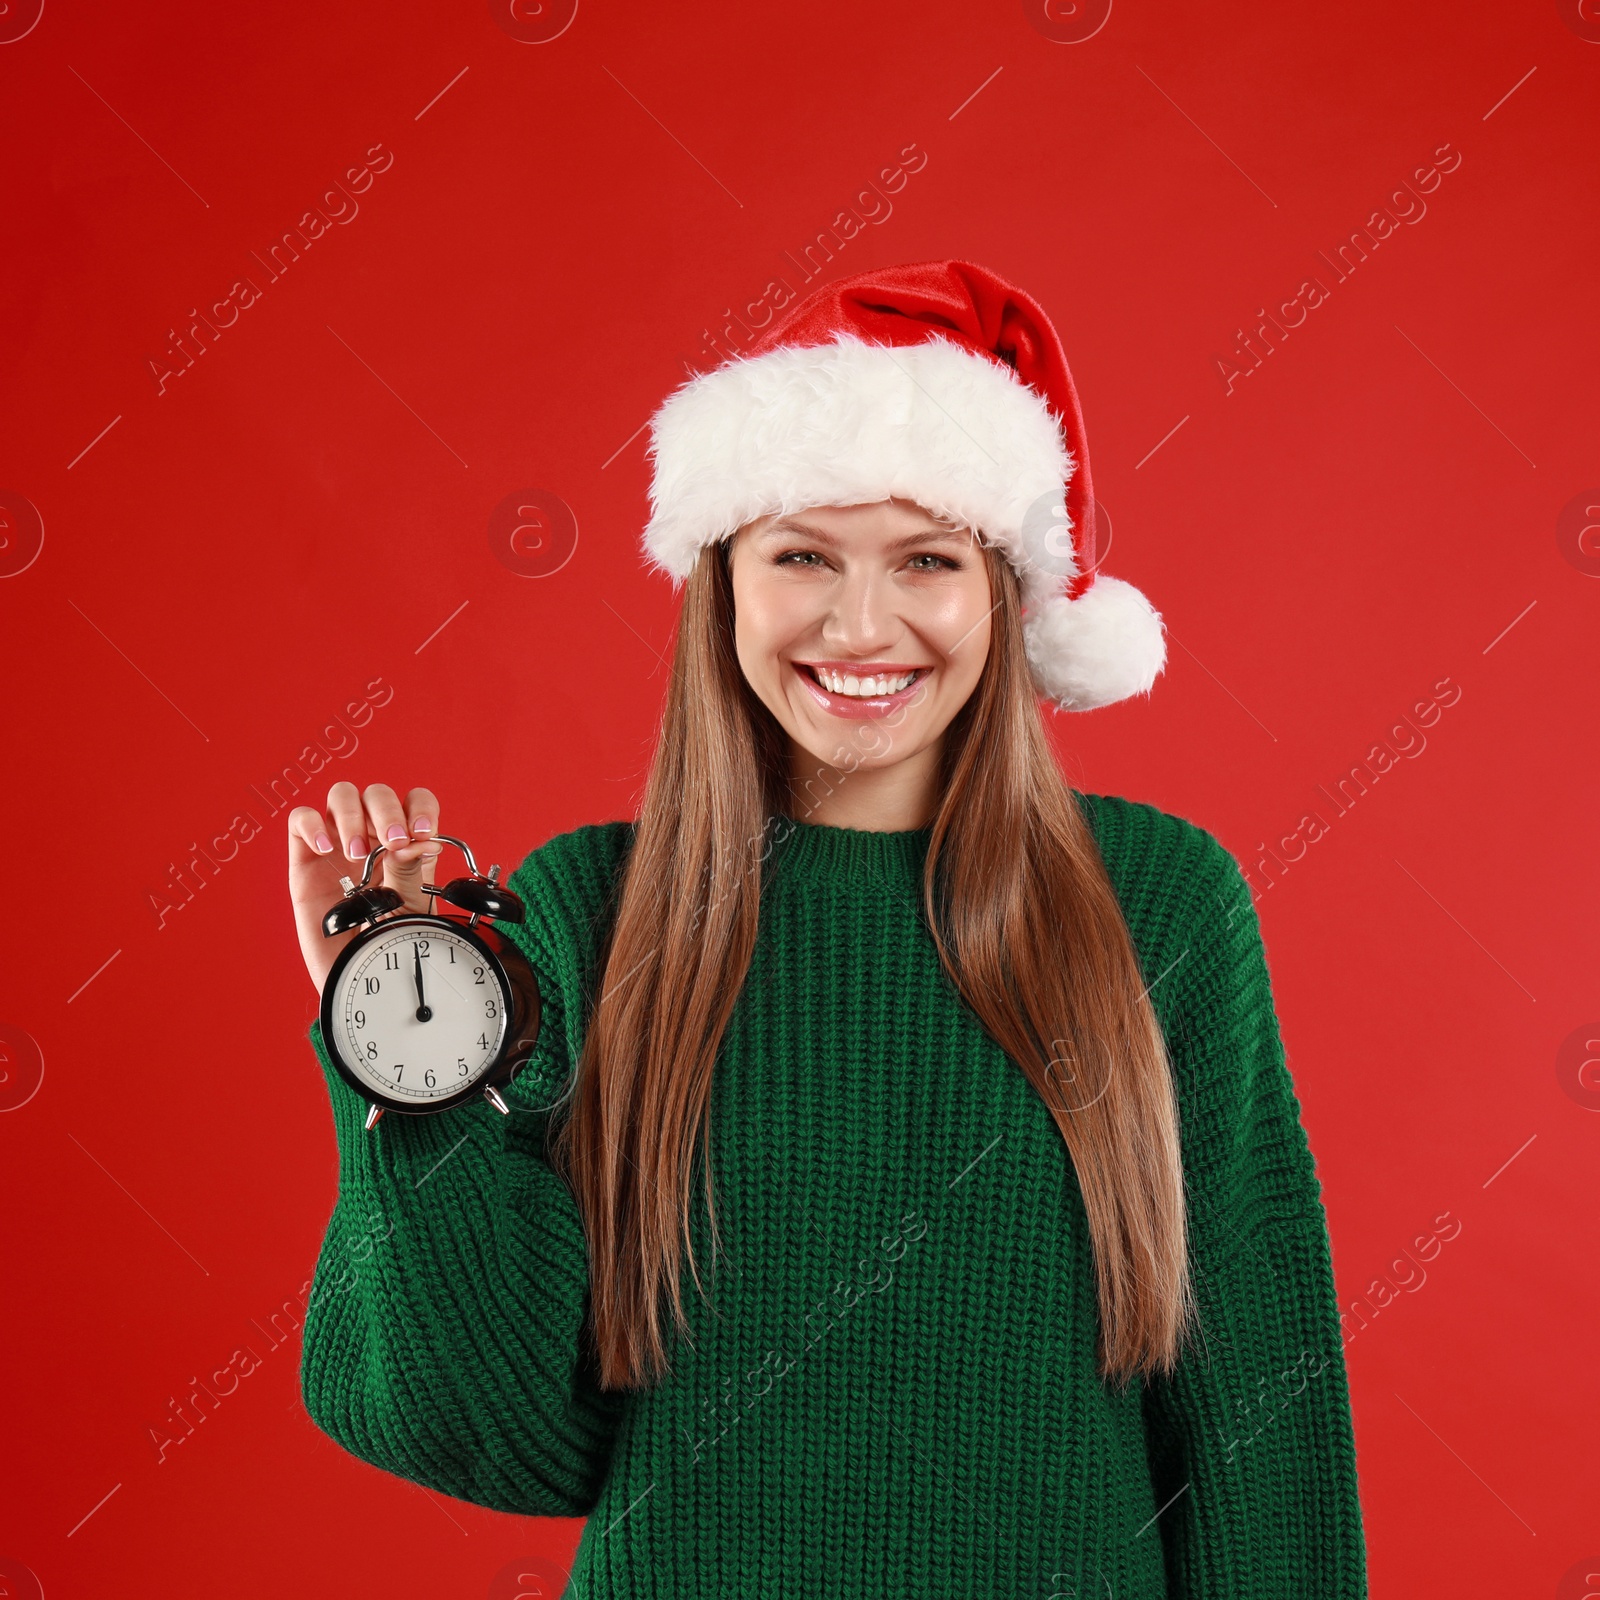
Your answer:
[386,824,409,842]
[411,816,433,834]
[314,833,333,854]
[347,835,368,859]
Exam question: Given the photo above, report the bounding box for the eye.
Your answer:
[772,549,961,572]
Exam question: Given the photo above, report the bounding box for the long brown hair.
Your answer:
[547,531,1196,1393]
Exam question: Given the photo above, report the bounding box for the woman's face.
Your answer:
[727,500,994,795]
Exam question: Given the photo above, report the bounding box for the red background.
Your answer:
[3,0,1597,1595]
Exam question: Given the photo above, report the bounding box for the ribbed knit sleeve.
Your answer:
[1138,828,1369,1597]
[297,823,634,1516]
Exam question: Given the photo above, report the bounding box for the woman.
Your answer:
[289,262,1368,1597]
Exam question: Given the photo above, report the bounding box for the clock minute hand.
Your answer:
[414,947,432,1022]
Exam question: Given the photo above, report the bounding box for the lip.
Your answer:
[792,661,933,719]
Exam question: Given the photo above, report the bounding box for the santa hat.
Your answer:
[640,259,1166,712]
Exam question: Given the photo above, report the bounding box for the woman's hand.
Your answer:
[288,782,442,996]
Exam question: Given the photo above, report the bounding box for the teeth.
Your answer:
[812,668,918,697]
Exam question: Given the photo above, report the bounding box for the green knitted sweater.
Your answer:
[299,792,1368,1598]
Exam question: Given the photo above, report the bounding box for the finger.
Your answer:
[400,784,444,864]
[363,782,434,895]
[361,783,413,862]
[404,787,439,840]
[286,805,336,862]
[400,786,444,879]
[326,781,369,861]
[361,782,406,843]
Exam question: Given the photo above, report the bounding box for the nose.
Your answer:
[820,565,902,654]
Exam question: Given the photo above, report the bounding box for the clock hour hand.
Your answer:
[414,947,432,1023]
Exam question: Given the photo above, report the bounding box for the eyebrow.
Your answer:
[760,518,974,553]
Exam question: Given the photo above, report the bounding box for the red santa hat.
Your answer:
[641,259,1166,712]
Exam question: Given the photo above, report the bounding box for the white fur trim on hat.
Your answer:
[641,332,1166,711]
[644,334,1075,610]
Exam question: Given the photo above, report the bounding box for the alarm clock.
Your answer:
[318,834,541,1130]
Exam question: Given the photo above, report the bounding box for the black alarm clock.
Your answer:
[318,834,541,1130]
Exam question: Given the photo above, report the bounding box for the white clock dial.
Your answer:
[332,922,509,1103]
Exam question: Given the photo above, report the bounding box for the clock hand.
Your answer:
[414,947,432,1023]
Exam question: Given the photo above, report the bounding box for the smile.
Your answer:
[793,661,932,716]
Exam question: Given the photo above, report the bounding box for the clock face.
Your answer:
[328,919,510,1105]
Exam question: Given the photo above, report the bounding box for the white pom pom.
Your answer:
[1022,576,1168,712]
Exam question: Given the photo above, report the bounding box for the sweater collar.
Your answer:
[768,814,932,886]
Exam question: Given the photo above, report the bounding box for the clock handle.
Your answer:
[348,832,484,889]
